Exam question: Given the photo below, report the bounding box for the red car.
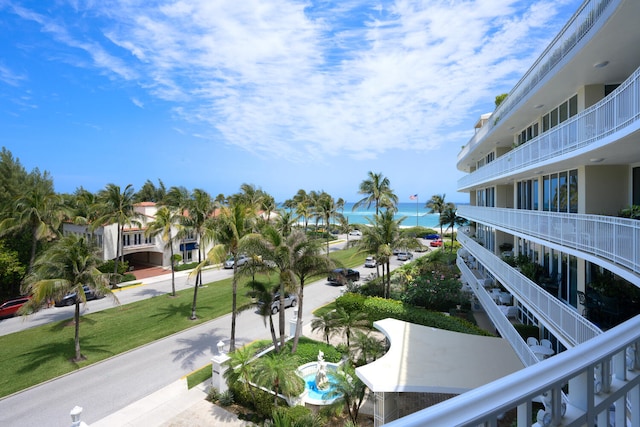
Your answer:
[0,296,31,319]
[430,239,443,247]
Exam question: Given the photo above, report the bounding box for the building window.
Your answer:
[517,179,538,210]
[541,94,578,134]
[542,169,578,213]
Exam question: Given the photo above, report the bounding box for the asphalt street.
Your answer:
[0,236,430,427]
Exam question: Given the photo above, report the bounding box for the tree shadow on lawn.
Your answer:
[131,287,167,298]
[171,328,223,370]
[148,299,214,323]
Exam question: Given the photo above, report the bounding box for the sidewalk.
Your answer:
[91,379,254,427]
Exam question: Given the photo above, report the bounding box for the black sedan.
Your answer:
[55,285,104,307]
[328,268,360,285]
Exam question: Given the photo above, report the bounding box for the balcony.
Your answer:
[457,231,601,347]
[458,0,615,164]
[383,313,640,427]
[458,64,640,190]
[458,205,640,282]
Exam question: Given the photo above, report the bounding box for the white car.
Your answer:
[364,256,377,268]
[349,230,362,236]
[223,254,249,269]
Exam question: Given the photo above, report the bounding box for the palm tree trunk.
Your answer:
[230,261,238,352]
[190,241,202,320]
[291,284,304,353]
[169,232,176,296]
[74,301,82,361]
[269,315,279,353]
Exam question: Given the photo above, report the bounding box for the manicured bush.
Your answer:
[288,338,343,363]
[335,293,491,336]
[230,381,283,420]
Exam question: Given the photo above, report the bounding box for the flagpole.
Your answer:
[416,195,419,227]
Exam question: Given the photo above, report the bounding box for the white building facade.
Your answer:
[384,0,640,425]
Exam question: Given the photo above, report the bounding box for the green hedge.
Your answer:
[230,381,285,420]
[335,293,491,336]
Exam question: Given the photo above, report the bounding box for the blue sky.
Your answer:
[0,0,581,203]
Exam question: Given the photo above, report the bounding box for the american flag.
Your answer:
[409,194,418,200]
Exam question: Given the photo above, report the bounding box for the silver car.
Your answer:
[268,293,298,314]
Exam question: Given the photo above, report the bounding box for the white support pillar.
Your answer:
[289,309,298,338]
[211,340,231,393]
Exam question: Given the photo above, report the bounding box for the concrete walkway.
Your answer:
[91,379,254,427]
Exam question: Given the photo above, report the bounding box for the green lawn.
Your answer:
[0,246,366,398]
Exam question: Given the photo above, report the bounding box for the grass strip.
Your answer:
[186,364,213,389]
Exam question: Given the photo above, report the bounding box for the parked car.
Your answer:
[424,234,440,240]
[328,268,360,285]
[223,254,249,269]
[55,286,104,307]
[0,296,31,319]
[430,239,443,247]
[364,256,377,268]
[349,230,362,236]
[397,252,413,261]
[264,292,298,314]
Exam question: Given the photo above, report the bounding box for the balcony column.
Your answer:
[517,401,532,426]
[629,384,640,427]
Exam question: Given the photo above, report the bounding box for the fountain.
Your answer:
[296,350,343,405]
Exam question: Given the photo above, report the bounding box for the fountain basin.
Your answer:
[297,361,343,405]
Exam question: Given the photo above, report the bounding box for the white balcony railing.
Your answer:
[458,63,640,190]
[458,205,640,280]
[457,257,540,367]
[458,232,602,347]
[458,0,614,163]
[384,314,640,427]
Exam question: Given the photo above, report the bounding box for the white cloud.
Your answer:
[9,0,579,163]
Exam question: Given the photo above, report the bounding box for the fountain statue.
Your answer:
[314,350,329,390]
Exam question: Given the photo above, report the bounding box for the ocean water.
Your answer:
[339,202,441,229]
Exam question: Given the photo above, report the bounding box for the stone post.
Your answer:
[290,308,298,338]
[211,340,231,393]
[70,406,88,427]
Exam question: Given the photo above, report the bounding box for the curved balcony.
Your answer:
[458,205,640,282]
[457,232,601,347]
[384,314,640,427]
[458,64,640,190]
[458,0,615,164]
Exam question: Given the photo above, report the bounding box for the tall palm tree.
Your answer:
[439,203,466,253]
[93,183,143,277]
[287,231,334,353]
[274,209,298,237]
[352,171,398,215]
[360,210,414,298]
[181,188,216,320]
[426,194,447,239]
[0,170,66,271]
[252,353,304,407]
[217,202,255,351]
[145,206,181,296]
[22,234,116,361]
[315,192,338,255]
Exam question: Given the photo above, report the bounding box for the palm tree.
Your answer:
[332,306,369,348]
[274,209,298,237]
[22,234,116,361]
[310,310,340,345]
[250,281,280,351]
[439,203,466,253]
[350,330,385,365]
[223,345,258,403]
[252,353,304,407]
[181,188,216,320]
[93,183,143,277]
[145,206,181,296]
[360,210,414,298]
[326,361,368,424]
[352,171,398,215]
[0,170,66,271]
[315,192,338,255]
[288,231,333,353]
[195,200,255,351]
[426,194,447,239]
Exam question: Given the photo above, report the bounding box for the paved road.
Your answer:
[0,237,430,427]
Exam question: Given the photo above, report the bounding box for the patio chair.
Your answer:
[540,339,553,349]
[527,337,539,346]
